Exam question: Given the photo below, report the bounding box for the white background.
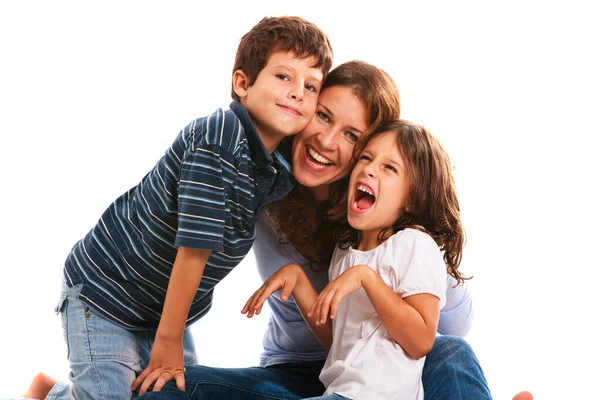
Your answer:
[1,1,599,399]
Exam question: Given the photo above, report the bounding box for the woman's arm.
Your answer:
[242,264,333,349]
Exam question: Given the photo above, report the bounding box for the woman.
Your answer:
[135,61,492,399]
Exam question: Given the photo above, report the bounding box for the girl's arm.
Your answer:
[242,264,333,349]
[310,265,440,360]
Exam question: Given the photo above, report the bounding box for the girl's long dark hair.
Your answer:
[338,120,469,284]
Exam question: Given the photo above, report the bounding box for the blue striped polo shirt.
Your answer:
[64,101,295,329]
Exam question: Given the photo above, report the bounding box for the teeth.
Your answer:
[357,184,374,196]
[307,146,332,165]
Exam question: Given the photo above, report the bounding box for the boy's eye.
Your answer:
[343,131,359,142]
[276,74,289,81]
[305,84,317,93]
[316,110,331,124]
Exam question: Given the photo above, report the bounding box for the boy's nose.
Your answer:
[288,83,305,101]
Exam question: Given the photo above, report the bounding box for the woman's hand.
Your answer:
[241,264,304,318]
[308,265,373,324]
[131,335,185,395]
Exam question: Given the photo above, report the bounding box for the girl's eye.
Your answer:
[305,84,317,93]
[276,74,289,81]
[385,164,397,173]
[343,131,359,143]
[359,154,371,161]
[316,110,331,124]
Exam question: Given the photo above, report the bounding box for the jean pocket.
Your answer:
[56,293,69,358]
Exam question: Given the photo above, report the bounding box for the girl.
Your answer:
[243,119,464,400]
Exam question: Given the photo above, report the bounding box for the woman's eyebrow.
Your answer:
[317,103,334,117]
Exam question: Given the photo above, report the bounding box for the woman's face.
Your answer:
[292,85,370,194]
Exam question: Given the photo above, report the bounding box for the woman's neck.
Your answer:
[308,184,329,204]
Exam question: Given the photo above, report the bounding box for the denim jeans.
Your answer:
[303,395,349,400]
[48,281,198,400]
[134,335,492,400]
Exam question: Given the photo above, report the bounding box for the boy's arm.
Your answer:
[132,246,211,395]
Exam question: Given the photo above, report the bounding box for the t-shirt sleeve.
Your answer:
[175,143,235,252]
[386,229,447,309]
[439,275,473,336]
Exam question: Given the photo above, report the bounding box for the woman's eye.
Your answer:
[344,131,359,142]
[276,74,289,81]
[316,111,330,124]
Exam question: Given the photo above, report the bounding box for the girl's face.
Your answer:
[347,132,410,248]
[292,85,370,200]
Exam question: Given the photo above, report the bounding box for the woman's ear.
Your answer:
[232,69,250,99]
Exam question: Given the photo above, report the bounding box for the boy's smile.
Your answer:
[235,50,324,153]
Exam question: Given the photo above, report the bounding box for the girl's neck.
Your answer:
[357,227,394,251]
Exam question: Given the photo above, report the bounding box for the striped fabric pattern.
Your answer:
[63,101,294,329]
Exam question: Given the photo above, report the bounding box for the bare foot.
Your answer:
[512,390,534,400]
[21,372,57,400]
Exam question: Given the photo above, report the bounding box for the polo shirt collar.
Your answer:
[230,100,272,167]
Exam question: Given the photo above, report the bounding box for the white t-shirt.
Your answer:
[320,228,447,400]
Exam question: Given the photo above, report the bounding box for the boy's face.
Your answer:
[235,51,324,152]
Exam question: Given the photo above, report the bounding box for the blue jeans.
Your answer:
[134,335,492,400]
[48,281,198,400]
[303,395,349,400]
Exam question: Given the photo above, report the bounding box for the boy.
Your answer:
[31,16,332,400]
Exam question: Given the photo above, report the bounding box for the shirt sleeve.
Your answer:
[175,143,235,252]
[438,275,473,336]
[386,229,447,309]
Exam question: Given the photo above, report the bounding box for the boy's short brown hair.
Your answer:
[231,16,333,99]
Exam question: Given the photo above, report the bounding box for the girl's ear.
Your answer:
[232,70,250,99]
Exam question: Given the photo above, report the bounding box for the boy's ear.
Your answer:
[232,69,250,99]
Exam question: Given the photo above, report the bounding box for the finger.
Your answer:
[319,290,336,324]
[175,370,186,391]
[139,369,162,395]
[242,286,265,313]
[131,367,151,391]
[280,281,293,302]
[152,371,172,392]
[330,292,343,319]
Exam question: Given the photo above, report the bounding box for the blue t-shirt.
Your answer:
[64,101,295,329]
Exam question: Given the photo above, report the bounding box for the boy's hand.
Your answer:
[308,265,372,324]
[131,336,185,395]
[241,264,303,317]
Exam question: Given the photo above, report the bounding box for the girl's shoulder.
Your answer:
[388,227,439,253]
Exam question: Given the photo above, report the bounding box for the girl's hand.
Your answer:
[241,264,304,318]
[131,336,185,395]
[308,265,372,324]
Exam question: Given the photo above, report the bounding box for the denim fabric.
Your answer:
[303,395,349,400]
[47,281,198,400]
[133,336,491,400]
[422,335,493,400]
